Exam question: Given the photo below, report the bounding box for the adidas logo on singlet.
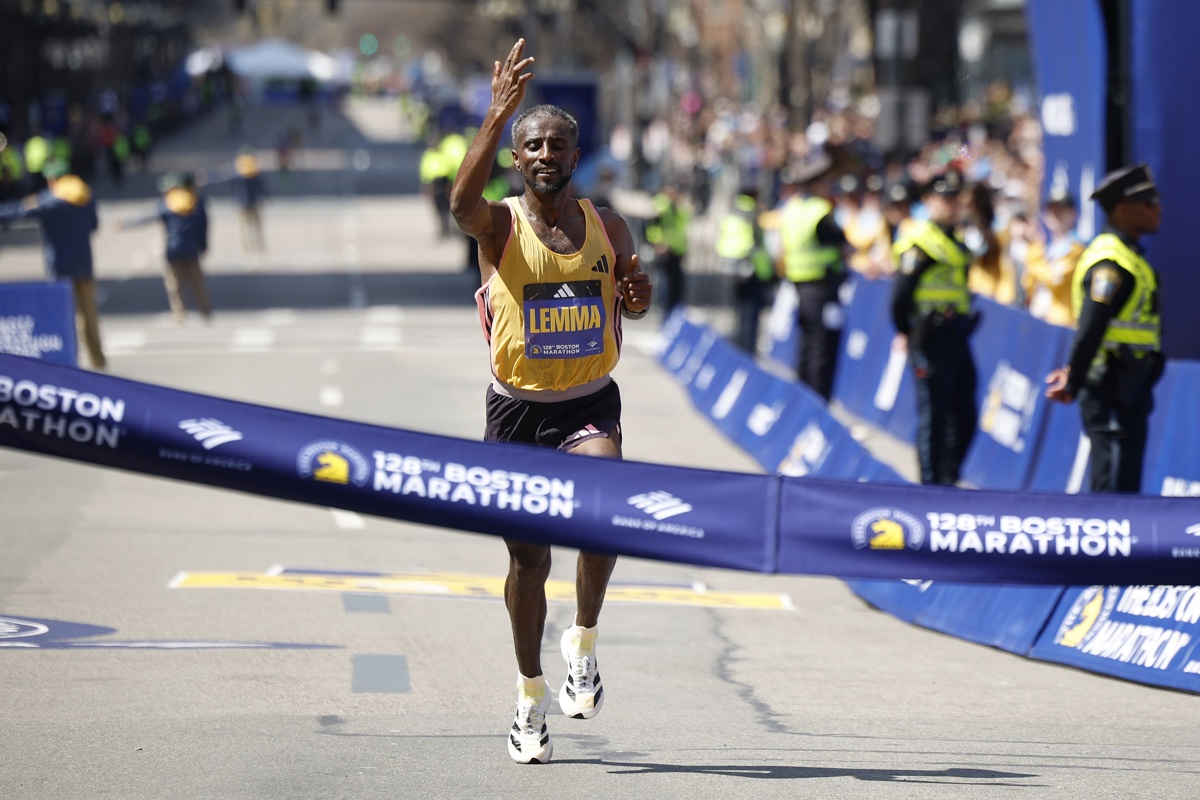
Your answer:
[590,255,610,274]
[553,284,577,299]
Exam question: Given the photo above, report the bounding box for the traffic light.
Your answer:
[327,0,339,14]
[234,0,247,12]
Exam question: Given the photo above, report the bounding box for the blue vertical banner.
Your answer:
[1025,0,1107,241]
[1143,362,1200,497]
[0,282,78,366]
[1130,2,1200,361]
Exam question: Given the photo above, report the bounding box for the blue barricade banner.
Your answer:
[960,299,1072,491]
[776,475,1200,585]
[1145,362,1200,498]
[668,302,1200,691]
[846,579,943,624]
[764,280,799,372]
[908,584,1065,654]
[0,352,776,575]
[6,350,1200,587]
[1030,585,1200,693]
[0,282,78,366]
[1025,398,1090,494]
[832,276,898,428]
[848,579,1062,653]
[656,309,700,377]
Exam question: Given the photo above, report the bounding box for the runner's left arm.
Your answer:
[606,211,651,315]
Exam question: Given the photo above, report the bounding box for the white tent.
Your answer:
[226,38,337,83]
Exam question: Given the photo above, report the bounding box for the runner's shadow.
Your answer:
[556,760,1043,785]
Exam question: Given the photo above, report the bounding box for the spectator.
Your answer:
[1023,187,1085,327]
[0,159,106,369]
[116,171,213,326]
[645,180,691,317]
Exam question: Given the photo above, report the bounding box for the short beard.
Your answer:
[523,172,571,195]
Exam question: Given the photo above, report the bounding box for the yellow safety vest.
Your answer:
[646,194,689,255]
[419,148,446,184]
[23,136,49,173]
[893,220,971,315]
[716,195,757,260]
[1072,232,1161,358]
[781,196,840,282]
[717,195,774,281]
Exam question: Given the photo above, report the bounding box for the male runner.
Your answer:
[449,39,653,765]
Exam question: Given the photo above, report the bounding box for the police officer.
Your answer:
[779,155,849,400]
[1045,164,1165,493]
[891,169,978,485]
[716,185,775,353]
[646,180,691,317]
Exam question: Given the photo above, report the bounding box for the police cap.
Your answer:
[1090,163,1158,213]
[1046,185,1076,208]
[884,178,916,206]
[919,168,964,198]
[782,152,834,186]
[157,171,193,192]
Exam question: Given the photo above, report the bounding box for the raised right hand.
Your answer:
[490,39,535,119]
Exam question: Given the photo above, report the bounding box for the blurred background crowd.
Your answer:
[0,0,1082,330]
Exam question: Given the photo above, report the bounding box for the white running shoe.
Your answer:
[559,628,604,719]
[507,688,553,764]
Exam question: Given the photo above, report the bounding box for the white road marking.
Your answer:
[330,509,365,529]
[231,328,276,351]
[360,327,401,349]
[365,306,404,324]
[105,330,148,352]
[261,309,299,326]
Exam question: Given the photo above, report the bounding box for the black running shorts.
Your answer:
[484,380,622,451]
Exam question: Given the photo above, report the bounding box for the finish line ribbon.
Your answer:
[2,352,1199,585]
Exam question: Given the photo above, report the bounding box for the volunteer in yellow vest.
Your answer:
[1045,164,1165,493]
[645,180,690,317]
[0,140,25,200]
[779,154,849,400]
[891,169,979,485]
[23,134,50,191]
[449,39,651,766]
[716,185,775,353]
[419,134,452,237]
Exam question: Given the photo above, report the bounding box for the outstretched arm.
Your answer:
[449,39,534,255]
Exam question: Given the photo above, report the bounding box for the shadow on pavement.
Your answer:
[561,760,1042,785]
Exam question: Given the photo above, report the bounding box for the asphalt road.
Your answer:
[1,99,1198,799]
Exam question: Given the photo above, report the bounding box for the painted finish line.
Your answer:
[170,567,794,611]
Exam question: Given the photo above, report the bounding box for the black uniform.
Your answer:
[891,223,978,486]
[1064,231,1164,493]
[794,213,847,401]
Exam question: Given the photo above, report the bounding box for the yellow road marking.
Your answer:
[173,571,792,610]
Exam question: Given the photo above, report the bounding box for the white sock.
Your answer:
[518,673,547,699]
[566,624,598,654]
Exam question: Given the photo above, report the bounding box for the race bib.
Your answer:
[523,280,607,359]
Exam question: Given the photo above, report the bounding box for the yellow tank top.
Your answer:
[476,196,621,397]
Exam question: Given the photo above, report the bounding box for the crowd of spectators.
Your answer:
[619,80,1080,330]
